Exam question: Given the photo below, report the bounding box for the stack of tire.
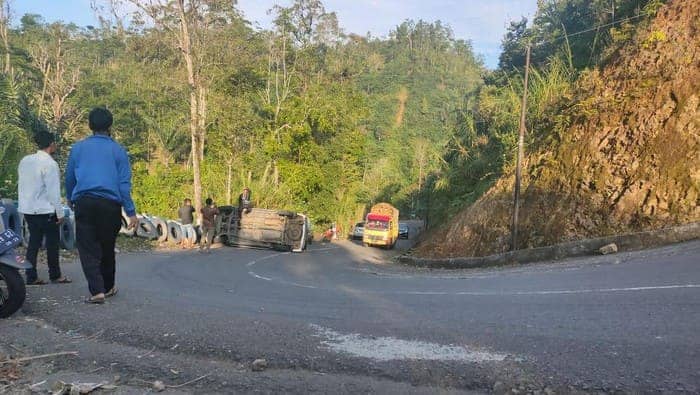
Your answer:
[1,198,203,248]
[0,199,76,250]
[118,210,198,245]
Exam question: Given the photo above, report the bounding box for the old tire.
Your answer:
[1,199,22,237]
[20,214,30,247]
[0,265,26,318]
[136,216,158,240]
[149,216,168,242]
[167,221,184,243]
[59,217,76,250]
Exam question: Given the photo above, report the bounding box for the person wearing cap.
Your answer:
[17,127,71,285]
[65,107,137,304]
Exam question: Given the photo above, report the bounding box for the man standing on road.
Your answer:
[66,107,137,304]
[178,198,195,249]
[199,198,219,253]
[17,129,72,285]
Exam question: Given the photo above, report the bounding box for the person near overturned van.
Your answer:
[178,198,196,249]
[17,128,72,285]
[199,198,219,253]
[237,187,252,217]
[65,107,137,304]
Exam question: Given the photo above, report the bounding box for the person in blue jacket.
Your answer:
[65,107,137,304]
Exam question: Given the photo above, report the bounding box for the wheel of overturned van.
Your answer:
[285,225,303,241]
[0,265,26,318]
[272,243,292,252]
[277,210,296,218]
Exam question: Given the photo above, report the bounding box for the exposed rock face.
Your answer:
[417,0,700,258]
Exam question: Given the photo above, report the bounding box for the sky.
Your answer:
[11,0,538,69]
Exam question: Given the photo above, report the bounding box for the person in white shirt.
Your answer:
[17,130,71,285]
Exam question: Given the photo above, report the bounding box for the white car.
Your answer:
[352,222,365,240]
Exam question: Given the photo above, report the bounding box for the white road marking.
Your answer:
[248,272,272,281]
[310,324,508,362]
[399,284,700,296]
[246,250,700,296]
[246,251,290,267]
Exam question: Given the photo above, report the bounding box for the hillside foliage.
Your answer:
[0,0,679,242]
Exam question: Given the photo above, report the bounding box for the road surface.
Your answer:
[2,226,699,393]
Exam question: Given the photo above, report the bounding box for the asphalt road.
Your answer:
[2,226,699,393]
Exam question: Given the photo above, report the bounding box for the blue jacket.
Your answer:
[65,134,136,216]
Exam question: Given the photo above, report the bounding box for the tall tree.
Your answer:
[126,0,240,218]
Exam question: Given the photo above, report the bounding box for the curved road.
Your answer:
[4,230,700,393]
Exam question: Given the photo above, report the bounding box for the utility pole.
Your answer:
[511,44,531,251]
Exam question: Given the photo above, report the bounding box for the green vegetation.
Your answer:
[0,0,662,233]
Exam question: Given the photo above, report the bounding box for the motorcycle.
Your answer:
[0,206,31,318]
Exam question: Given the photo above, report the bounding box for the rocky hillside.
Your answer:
[416,0,700,258]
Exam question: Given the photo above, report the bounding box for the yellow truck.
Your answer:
[362,203,399,249]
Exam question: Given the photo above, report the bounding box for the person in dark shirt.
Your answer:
[65,107,137,304]
[237,187,252,217]
[200,198,219,253]
[178,198,195,224]
[178,198,195,249]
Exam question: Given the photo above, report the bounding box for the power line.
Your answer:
[534,12,647,48]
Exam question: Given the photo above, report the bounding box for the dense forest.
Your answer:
[0,0,667,235]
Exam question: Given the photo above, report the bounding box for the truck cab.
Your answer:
[362,203,399,248]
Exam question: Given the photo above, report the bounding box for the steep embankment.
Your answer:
[416,0,700,258]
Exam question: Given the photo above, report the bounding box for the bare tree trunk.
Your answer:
[177,0,203,222]
[0,0,11,76]
[226,159,232,205]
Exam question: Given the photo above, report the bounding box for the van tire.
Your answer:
[277,210,296,218]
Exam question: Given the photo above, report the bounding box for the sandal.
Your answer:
[51,277,72,284]
[85,294,105,304]
[27,279,48,286]
[105,287,118,298]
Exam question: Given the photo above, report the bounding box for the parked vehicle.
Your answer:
[352,222,365,240]
[0,206,31,318]
[399,222,409,239]
[362,203,399,249]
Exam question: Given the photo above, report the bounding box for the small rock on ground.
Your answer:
[599,243,618,255]
[252,359,268,372]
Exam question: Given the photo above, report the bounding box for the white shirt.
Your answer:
[17,150,64,218]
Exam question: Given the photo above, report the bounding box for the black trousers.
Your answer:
[24,214,61,283]
[75,196,122,296]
